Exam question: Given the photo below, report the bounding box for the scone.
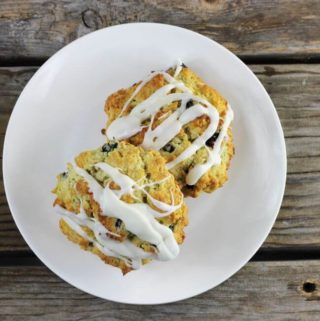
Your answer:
[52,141,188,274]
[104,63,234,197]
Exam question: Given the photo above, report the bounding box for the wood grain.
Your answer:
[253,65,320,247]
[0,64,320,252]
[0,261,319,320]
[0,0,320,62]
[0,68,35,251]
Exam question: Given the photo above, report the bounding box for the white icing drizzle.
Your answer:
[56,161,182,270]
[106,63,234,185]
[173,58,183,78]
[185,106,234,185]
[94,162,181,214]
[56,205,149,269]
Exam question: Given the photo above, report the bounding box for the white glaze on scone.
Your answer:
[106,63,234,185]
[55,161,182,270]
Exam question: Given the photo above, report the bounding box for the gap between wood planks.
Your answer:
[2,55,320,67]
[1,248,320,267]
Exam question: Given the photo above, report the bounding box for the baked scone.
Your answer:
[52,141,188,274]
[104,63,234,197]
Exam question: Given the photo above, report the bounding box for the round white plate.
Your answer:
[3,23,286,304]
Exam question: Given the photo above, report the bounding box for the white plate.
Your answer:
[3,23,286,304]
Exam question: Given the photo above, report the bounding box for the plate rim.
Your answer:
[3,22,287,304]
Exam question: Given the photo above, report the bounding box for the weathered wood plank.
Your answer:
[0,0,320,61]
[0,68,34,251]
[0,261,319,320]
[0,64,319,252]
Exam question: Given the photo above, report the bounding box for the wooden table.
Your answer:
[1,1,320,320]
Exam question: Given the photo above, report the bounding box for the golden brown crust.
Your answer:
[59,219,133,274]
[104,66,234,197]
[53,141,188,274]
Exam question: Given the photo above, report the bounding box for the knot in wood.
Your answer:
[303,281,316,293]
[299,279,320,301]
[82,9,103,30]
